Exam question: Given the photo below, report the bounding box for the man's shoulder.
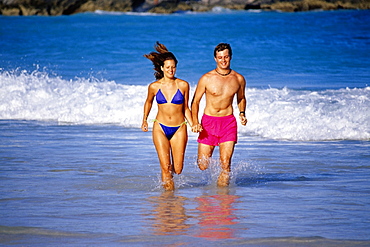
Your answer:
[231,69,244,77]
[231,70,246,83]
[200,70,217,80]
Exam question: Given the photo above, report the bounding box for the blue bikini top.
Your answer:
[156,83,184,105]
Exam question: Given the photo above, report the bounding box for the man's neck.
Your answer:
[215,68,232,76]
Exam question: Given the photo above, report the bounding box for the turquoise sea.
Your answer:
[1,8,370,246]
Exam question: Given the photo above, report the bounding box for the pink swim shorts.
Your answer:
[198,114,237,146]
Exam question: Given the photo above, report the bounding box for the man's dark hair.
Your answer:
[214,43,232,58]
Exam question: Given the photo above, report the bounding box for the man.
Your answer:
[191,43,247,187]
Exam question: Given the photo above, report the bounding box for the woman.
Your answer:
[141,42,193,191]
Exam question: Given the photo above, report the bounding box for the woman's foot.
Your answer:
[163,179,175,191]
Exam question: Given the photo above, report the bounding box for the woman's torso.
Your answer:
[154,79,186,125]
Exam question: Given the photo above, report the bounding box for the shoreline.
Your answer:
[1,0,369,16]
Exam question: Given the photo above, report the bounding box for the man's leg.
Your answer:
[197,143,215,170]
[218,141,236,187]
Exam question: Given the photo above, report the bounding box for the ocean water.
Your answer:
[1,9,370,246]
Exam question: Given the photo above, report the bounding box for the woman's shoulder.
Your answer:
[176,78,190,87]
[149,80,161,89]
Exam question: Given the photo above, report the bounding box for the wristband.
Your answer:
[239,111,245,115]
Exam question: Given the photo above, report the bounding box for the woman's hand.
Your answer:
[141,120,149,132]
[191,123,203,133]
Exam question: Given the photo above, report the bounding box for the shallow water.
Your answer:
[1,120,369,245]
[1,8,370,246]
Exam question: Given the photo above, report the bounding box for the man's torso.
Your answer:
[203,70,241,116]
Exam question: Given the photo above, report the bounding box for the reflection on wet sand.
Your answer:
[195,188,241,240]
[146,188,242,240]
[147,191,190,235]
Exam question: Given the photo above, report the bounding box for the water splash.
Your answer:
[1,69,369,141]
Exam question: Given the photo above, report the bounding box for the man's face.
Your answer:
[214,49,231,69]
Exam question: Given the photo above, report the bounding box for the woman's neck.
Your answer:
[161,77,176,83]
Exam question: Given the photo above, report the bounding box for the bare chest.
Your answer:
[206,79,239,97]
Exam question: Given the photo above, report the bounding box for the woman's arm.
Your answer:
[182,80,193,127]
[141,83,156,131]
[191,75,206,132]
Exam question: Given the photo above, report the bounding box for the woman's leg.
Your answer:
[169,124,187,175]
[152,122,174,190]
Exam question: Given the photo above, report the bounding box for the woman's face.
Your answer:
[162,59,177,79]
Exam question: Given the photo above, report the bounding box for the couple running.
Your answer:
[141,42,247,191]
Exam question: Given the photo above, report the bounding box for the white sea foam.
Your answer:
[94,10,126,15]
[241,87,370,141]
[0,69,152,127]
[97,10,163,16]
[1,70,369,141]
[211,6,232,13]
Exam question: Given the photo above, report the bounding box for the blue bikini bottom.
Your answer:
[155,120,186,140]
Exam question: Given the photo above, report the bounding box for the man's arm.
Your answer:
[236,75,247,126]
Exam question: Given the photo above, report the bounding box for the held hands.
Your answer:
[191,123,203,133]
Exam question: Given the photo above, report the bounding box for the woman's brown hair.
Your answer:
[144,42,178,80]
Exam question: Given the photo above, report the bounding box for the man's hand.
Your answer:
[239,115,247,126]
[191,123,203,133]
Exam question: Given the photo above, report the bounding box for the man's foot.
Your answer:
[198,162,208,171]
[217,171,230,187]
[197,157,209,171]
